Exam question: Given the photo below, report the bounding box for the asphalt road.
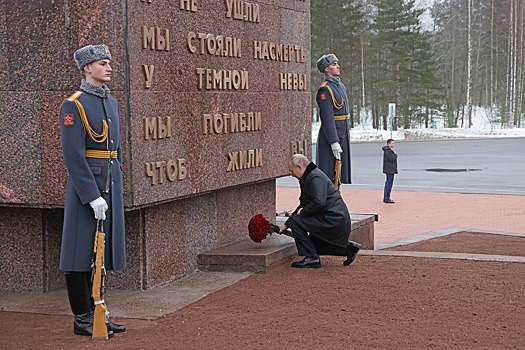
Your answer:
[277,138,525,196]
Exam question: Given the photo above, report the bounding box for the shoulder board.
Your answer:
[320,81,328,88]
[66,91,83,102]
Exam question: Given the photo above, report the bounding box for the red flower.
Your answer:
[248,214,280,243]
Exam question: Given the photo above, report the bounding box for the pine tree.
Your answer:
[310,1,367,126]
[370,0,442,129]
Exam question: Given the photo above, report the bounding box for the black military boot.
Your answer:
[73,312,94,336]
[106,319,126,333]
[65,272,113,337]
[343,241,361,266]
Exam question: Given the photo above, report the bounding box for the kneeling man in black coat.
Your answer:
[280,154,361,268]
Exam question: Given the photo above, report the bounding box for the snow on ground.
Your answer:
[312,121,525,143]
[312,106,525,143]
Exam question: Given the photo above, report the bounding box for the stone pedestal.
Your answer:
[0,1,311,292]
[197,213,376,273]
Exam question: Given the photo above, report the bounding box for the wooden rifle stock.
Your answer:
[334,159,342,189]
[92,221,109,340]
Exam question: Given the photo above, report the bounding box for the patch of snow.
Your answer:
[312,107,525,143]
[312,123,525,143]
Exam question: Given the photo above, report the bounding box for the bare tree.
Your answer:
[465,0,473,127]
[514,1,525,127]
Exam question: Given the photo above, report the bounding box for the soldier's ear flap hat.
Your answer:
[316,54,338,73]
[74,44,112,71]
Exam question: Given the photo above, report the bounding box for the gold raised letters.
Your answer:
[180,0,197,12]
[225,0,260,23]
[195,68,248,90]
[142,26,170,51]
[142,65,155,88]
[280,73,307,91]
[253,41,306,63]
[145,159,187,185]
[290,140,308,157]
[227,149,263,171]
[144,117,172,140]
[187,32,241,57]
[202,112,262,134]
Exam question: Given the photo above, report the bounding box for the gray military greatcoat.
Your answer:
[316,76,352,184]
[59,82,126,272]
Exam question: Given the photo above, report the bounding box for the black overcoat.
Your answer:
[315,76,351,184]
[382,146,398,174]
[59,88,126,272]
[286,163,351,256]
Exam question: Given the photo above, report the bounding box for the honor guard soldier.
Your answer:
[315,54,352,185]
[59,44,126,337]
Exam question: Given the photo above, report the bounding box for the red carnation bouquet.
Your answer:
[248,214,280,243]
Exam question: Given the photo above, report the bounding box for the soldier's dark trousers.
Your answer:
[64,271,101,336]
[65,272,125,336]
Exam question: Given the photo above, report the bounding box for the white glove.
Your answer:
[89,197,108,220]
[330,142,342,160]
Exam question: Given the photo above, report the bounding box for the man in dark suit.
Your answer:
[382,139,398,203]
[279,154,361,268]
[59,44,126,337]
